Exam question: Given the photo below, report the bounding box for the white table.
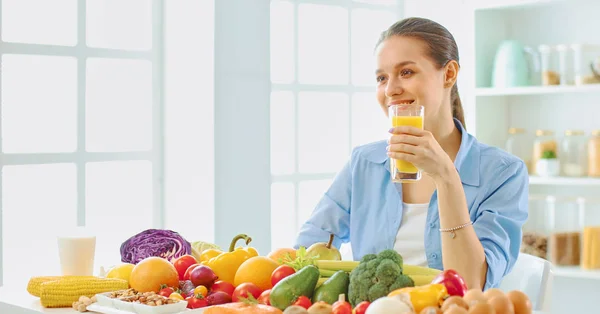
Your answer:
[0,287,550,314]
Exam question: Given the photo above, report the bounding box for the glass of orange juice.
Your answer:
[389,104,424,182]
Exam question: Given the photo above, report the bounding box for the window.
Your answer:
[0,0,162,287]
[269,0,401,251]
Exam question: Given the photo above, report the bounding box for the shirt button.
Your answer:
[431,253,438,259]
[429,222,436,228]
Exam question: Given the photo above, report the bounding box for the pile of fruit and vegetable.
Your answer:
[27,229,534,314]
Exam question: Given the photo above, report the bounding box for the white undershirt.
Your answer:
[393,202,429,266]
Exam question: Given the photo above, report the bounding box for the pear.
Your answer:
[306,234,341,261]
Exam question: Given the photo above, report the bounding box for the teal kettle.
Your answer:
[492,40,538,87]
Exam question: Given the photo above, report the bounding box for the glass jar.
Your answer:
[571,44,600,85]
[561,130,587,177]
[589,130,600,177]
[539,45,560,85]
[555,44,573,85]
[532,130,558,176]
[505,127,532,174]
[547,196,582,266]
[521,195,549,260]
[581,198,600,270]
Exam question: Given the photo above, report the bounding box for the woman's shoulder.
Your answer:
[472,135,528,183]
[349,139,389,164]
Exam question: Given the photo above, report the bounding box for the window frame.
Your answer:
[270,0,403,249]
[0,0,165,287]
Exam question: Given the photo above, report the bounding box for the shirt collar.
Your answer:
[364,118,480,186]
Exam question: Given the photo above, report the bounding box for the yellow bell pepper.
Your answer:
[199,248,223,263]
[388,283,448,313]
[201,234,259,285]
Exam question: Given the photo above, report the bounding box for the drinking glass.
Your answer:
[389,104,424,182]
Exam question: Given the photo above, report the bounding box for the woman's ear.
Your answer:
[444,60,459,88]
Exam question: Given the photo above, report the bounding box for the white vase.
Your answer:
[536,159,560,176]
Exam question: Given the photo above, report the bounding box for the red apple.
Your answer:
[430,269,468,297]
[232,282,262,302]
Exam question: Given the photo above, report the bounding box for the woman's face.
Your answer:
[375,36,452,122]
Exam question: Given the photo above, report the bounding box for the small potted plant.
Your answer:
[535,150,560,176]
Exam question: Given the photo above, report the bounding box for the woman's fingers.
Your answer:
[389,126,426,136]
[388,134,422,145]
[387,151,417,162]
[387,143,420,155]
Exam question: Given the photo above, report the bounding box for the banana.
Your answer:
[402,264,442,276]
[314,260,359,272]
[316,277,328,288]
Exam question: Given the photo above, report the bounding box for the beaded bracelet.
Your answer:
[439,221,473,238]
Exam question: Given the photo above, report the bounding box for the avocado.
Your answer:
[269,265,320,310]
[312,270,350,304]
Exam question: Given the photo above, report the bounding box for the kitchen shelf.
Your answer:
[553,266,600,280]
[529,176,600,186]
[475,84,600,97]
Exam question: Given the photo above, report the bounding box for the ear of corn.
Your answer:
[30,276,128,308]
[27,276,65,297]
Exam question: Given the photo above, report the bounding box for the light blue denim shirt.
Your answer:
[294,118,529,290]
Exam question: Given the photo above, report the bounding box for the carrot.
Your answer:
[203,302,283,314]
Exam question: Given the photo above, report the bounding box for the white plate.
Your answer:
[91,291,188,314]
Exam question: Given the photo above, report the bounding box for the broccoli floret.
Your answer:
[389,274,415,291]
[377,249,404,271]
[375,259,401,286]
[367,282,389,301]
[361,253,377,263]
[347,250,410,307]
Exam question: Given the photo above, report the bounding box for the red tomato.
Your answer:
[293,296,311,309]
[183,263,200,281]
[158,286,174,298]
[173,255,198,280]
[210,280,235,297]
[185,295,209,309]
[232,283,262,302]
[353,301,370,314]
[257,289,271,305]
[270,265,296,287]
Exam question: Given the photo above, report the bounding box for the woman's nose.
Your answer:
[385,76,403,98]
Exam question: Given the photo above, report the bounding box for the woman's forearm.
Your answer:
[434,167,487,290]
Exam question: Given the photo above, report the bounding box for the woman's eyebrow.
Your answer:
[375,60,416,75]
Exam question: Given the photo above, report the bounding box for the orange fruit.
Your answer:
[129,257,179,292]
[267,248,296,264]
[233,256,279,290]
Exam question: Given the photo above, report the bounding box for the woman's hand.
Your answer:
[386,126,454,181]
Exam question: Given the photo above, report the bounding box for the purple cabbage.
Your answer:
[120,229,192,264]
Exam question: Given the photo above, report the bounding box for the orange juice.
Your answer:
[391,116,424,173]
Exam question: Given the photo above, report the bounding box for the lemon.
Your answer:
[106,263,135,286]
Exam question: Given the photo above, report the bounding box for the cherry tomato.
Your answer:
[353,301,370,314]
[158,286,174,298]
[210,280,236,297]
[193,285,208,297]
[270,265,296,287]
[257,289,271,305]
[183,263,200,281]
[169,292,184,301]
[232,283,262,302]
[293,296,312,309]
[186,294,209,309]
[173,255,198,280]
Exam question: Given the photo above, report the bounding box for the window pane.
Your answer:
[2,164,77,287]
[298,4,348,85]
[298,92,349,173]
[270,0,295,84]
[1,0,77,46]
[351,92,389,147]
[298,179,333,231]
[351,9,397,86]
[271,183,296,251]
[271,92,296,175]
[86,161,153,268]
[353,0,397,5]
[86,58,153,152]
[1,55,77,153]
[86,0,152,50]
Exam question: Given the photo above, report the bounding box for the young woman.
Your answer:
[293,17,528,291]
